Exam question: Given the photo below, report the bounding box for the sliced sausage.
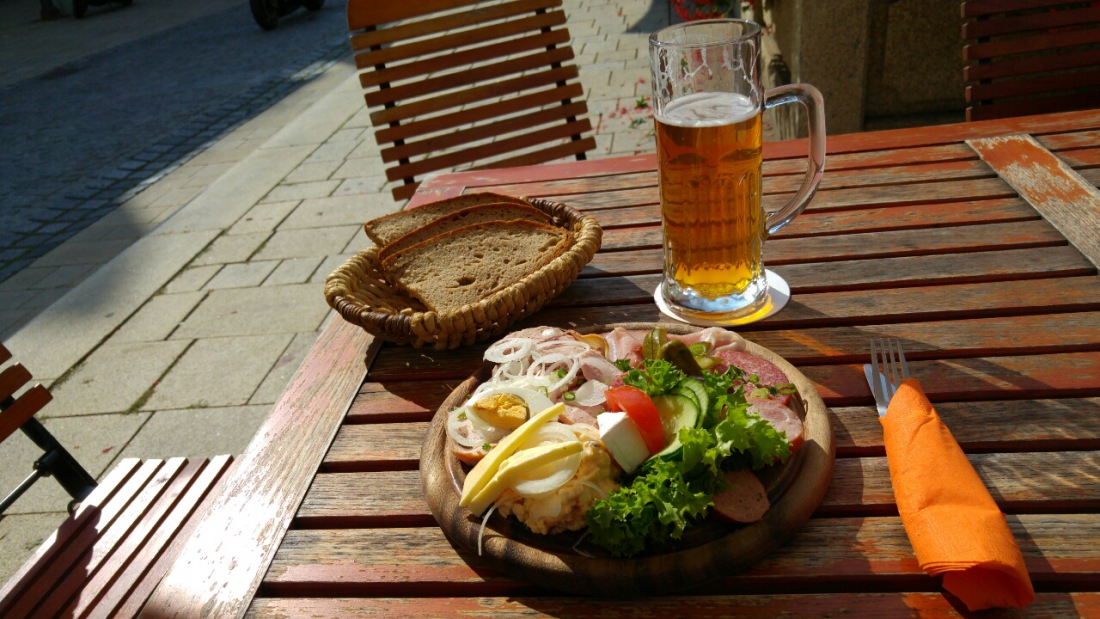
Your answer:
[453,444,487,466]
[747,397,804,453]
[712,468,770,523]
[711,350,789,387]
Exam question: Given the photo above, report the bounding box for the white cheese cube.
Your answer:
[597,411,650,474]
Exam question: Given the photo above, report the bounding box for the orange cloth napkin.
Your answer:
[880,378,1035,611]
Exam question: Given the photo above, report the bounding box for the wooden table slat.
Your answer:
[324,397,1100,466]
[262,514,1100,591]
[247,592,1100,618]
[299,449,1100,526]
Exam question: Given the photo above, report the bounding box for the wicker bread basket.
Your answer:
[324,198,602,350]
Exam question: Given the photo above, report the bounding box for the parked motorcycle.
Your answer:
[250,0,325,31]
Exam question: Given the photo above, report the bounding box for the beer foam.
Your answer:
[658,92,757,127]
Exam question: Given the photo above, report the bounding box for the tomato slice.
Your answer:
[604,386,665,454]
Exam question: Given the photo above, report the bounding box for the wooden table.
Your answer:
[144,109,1100,617]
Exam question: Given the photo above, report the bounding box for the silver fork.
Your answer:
[865,338,911,416]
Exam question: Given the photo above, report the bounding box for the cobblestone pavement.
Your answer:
[0,0,350,284]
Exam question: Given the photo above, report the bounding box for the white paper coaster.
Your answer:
[654,270,791,327]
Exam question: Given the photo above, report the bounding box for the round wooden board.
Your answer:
[419,322,835,596]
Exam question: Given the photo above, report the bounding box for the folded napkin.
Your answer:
[880,378,1035,611]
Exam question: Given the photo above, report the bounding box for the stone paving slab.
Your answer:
[143,334,292,410]
[190,231,272,268]
[252,225,364,261]
[228,201,302,236]
[110,291,207,344]
[45,340,191,418]
[278,194,387,230]
[171,282,331,340]
[265,256,326,287]
[204,261,281,290]
[249,328,327,405]
[116,405,271,460]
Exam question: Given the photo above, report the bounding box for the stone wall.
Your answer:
[745,0,967,136]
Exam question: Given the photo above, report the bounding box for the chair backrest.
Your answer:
[0,344,50,445]
[347,0,597,201]
[962,1,1100,121]
[1,343,96,514]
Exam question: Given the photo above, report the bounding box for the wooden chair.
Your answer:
[0,343,234,618]
[347,0,597,202]
[962,0,1100,121]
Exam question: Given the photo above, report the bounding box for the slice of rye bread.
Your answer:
[381,220,572,313]
[376,203,551,263]
[363,192,531,246]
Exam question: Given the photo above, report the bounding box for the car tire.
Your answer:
[249,0,280,30]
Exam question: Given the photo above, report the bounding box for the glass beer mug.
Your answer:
[650,19,825,322]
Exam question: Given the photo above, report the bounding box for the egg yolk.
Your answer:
[471,393,529,429]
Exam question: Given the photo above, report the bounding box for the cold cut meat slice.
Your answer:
[711,350,789,387]
[747,397,803,453]
[712,468,769,523]
[603,327,644,366]
[667,326,747,354]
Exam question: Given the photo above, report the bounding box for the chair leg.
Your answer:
[0,468,46,515]
[19,417,97,503]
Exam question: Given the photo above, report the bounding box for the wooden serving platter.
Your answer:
[419,322,835,596]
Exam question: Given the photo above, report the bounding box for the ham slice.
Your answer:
[579,354,622,384]
[603,327,643,366]
[560,405,599,426]
[668,327,747,354]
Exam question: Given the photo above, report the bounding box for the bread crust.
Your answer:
[376,202,550,263]
[363,192,530,246]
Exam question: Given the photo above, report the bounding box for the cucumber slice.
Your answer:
[674,378,709,422]
[649,394,700,460]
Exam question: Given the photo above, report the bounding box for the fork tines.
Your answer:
[870,338,911,407]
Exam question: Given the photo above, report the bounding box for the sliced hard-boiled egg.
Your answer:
[464,385,554,433]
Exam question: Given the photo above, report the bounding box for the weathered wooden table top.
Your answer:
[145,109,1100,617]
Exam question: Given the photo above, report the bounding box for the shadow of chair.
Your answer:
[962,1,1100,121]
[347,0,597,202]
[0,342,234,617]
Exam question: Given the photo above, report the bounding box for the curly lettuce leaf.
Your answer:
[585,458,712,557]
[619,358,686,397]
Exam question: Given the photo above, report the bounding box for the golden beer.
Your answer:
[656,92,764,308]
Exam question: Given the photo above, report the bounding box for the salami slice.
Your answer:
[711,350,789,387]
[747,397,804,453]
[712,468,770,523]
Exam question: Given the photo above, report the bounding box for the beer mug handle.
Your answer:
[763,84,826,237]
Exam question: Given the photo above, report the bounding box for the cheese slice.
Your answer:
[466,440,583,516]
[459,402,565,508]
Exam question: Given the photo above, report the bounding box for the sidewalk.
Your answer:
[0,0,672,583]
